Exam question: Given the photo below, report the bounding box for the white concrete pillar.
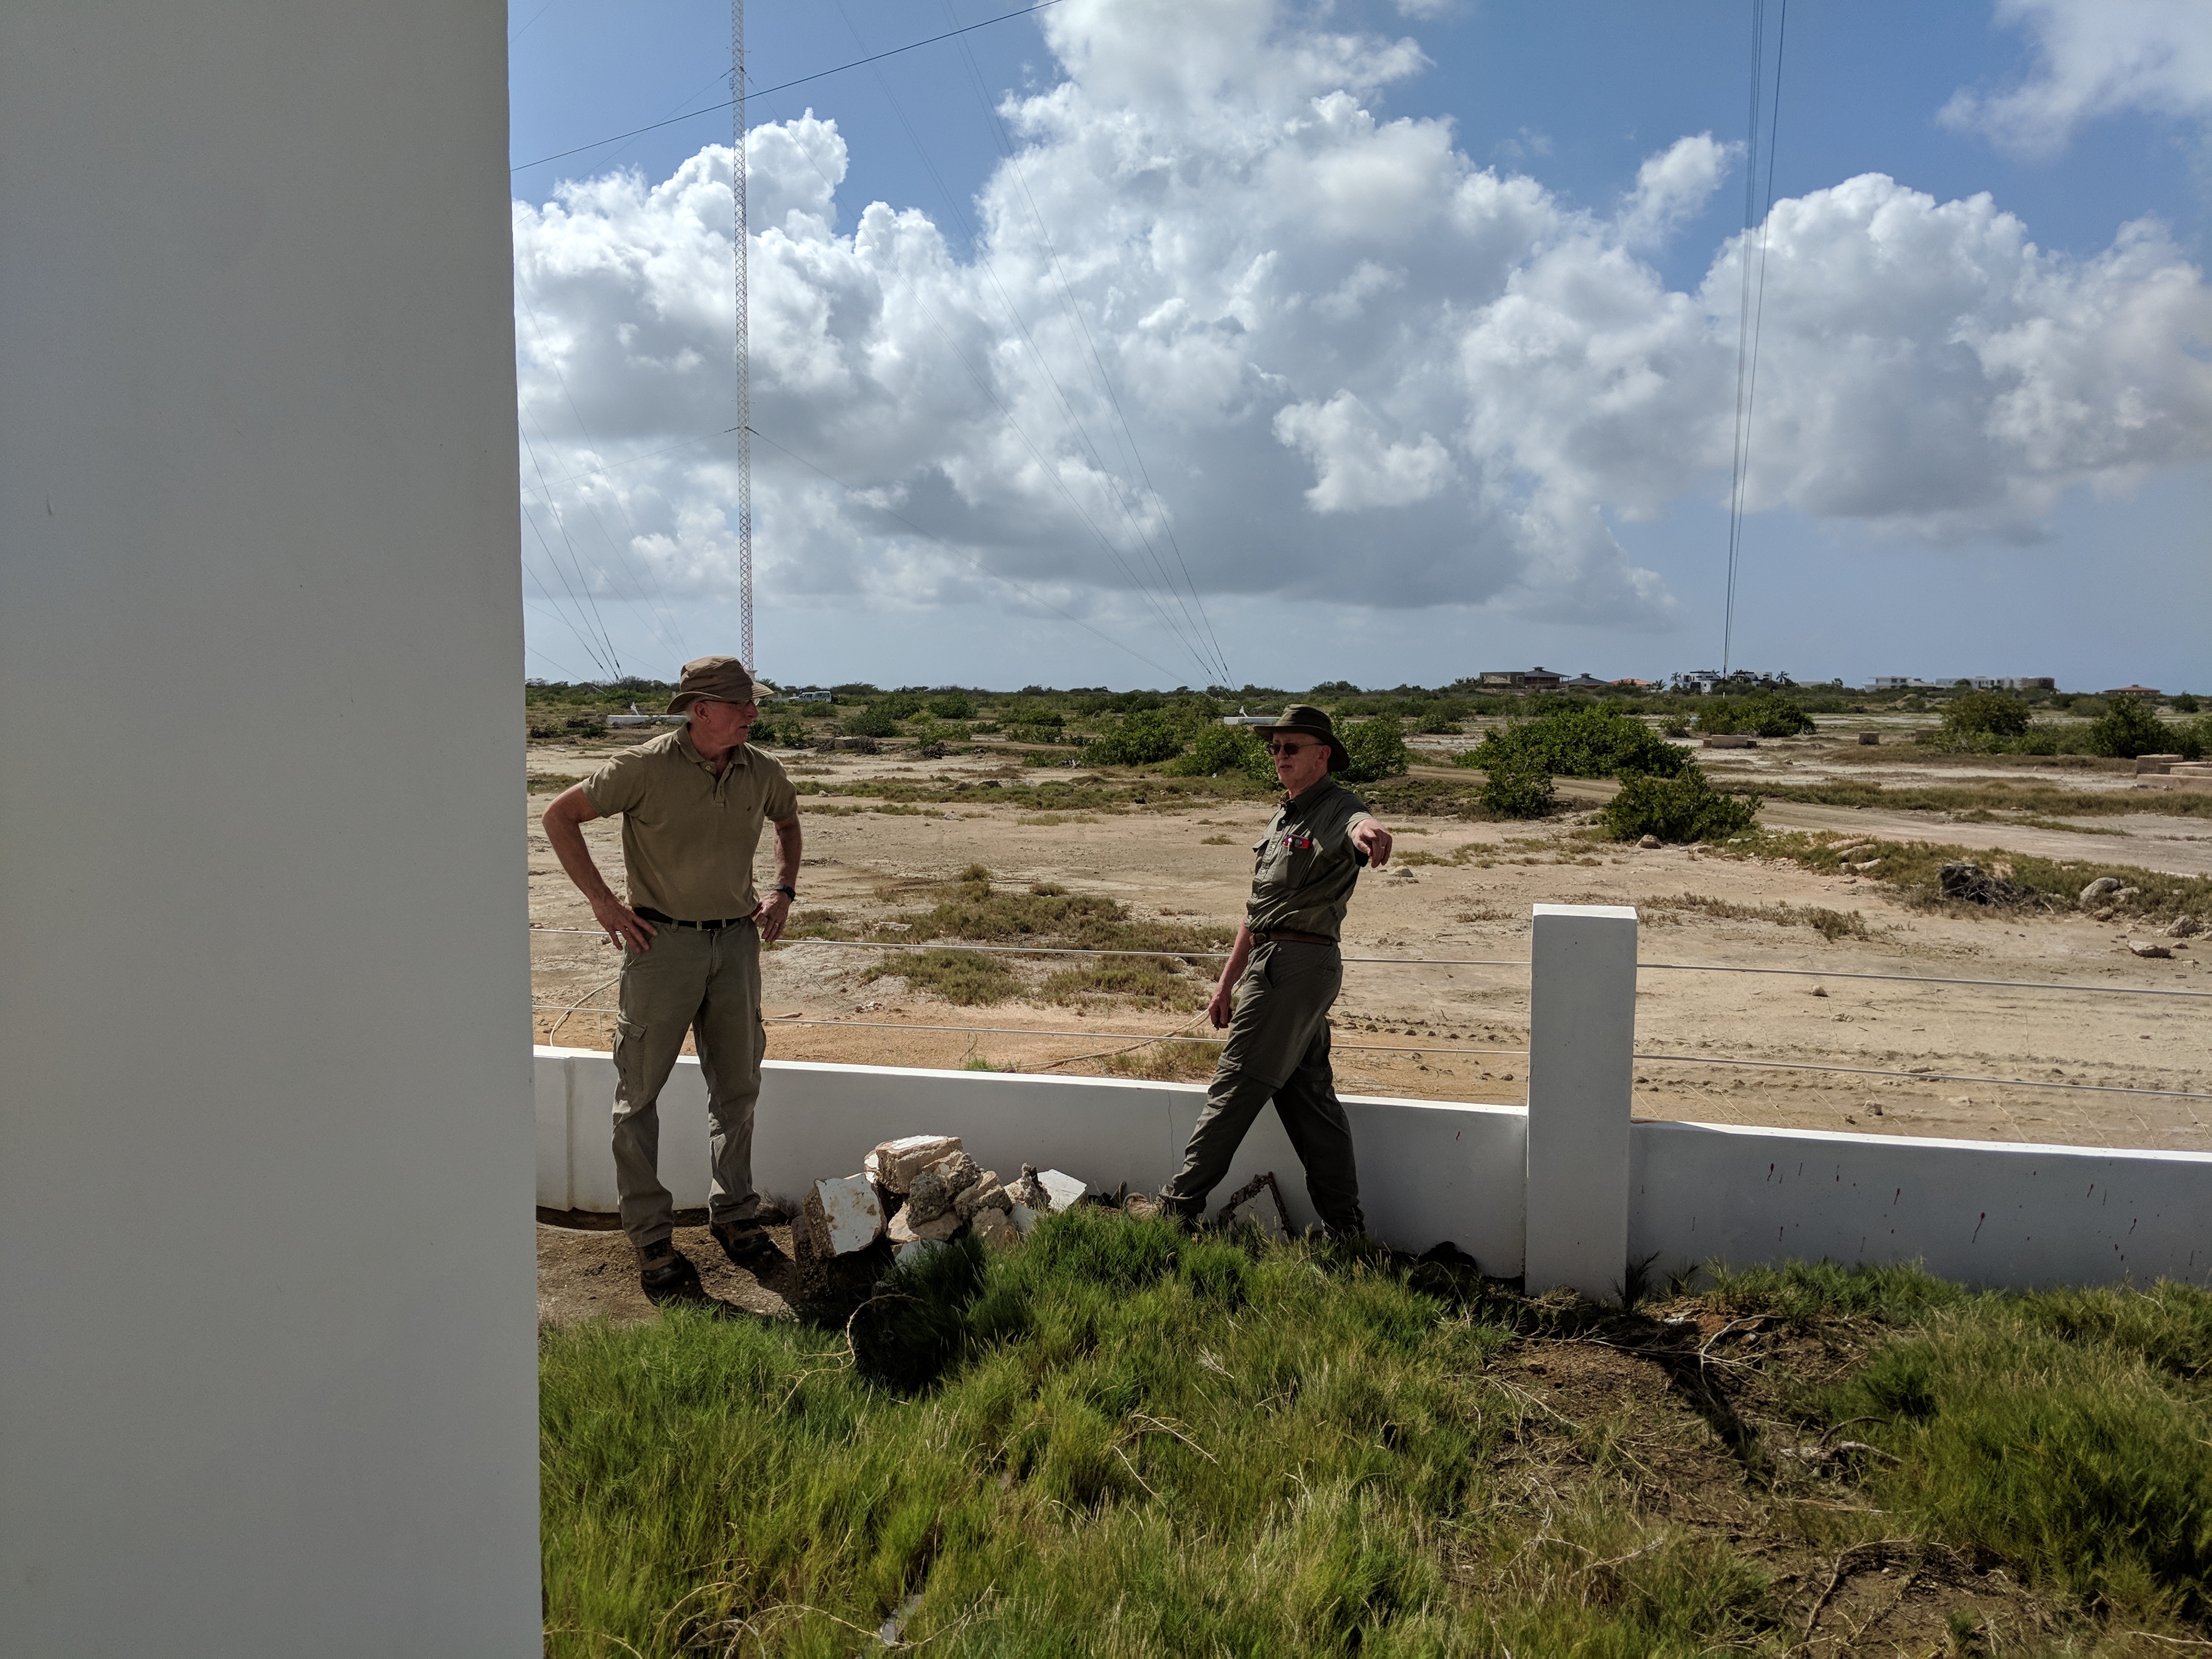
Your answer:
[1523,905,1639,1298]
[0,4,537,1654]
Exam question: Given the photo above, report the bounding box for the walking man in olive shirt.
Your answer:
[541,656,802,1301]
[1160,706,1393,1237]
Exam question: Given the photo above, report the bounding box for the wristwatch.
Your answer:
[770,883,797,900]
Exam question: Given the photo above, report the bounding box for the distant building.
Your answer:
[1611,678,1658,689]
[1480,666,1564,690]
[1673,669,1791,695]
[2104,684,2163,699]
[2001,678,2056,692]
[1872,676,2053,693]
[1559,673,1609,691]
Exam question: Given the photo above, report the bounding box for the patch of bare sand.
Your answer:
[527,743,2208,1156]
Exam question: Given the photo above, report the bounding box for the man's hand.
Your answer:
[1206,977,1237,1030]
[590,891,657,953]
[1352,820,1394,869]
[753,888,793,945]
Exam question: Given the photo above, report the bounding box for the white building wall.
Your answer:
[0,5,538,1655]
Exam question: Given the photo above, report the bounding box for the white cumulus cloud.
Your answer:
[511,0,2212,677]
[1942,0,2212,156]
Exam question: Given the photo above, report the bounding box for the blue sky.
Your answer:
[508,1,2210,692]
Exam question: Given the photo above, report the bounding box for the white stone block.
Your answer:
[813,1175,884,1256]
[1008,1202,1040,1237]
[1524,904,1637,1301]
[1037,1169,1090,1212]
[866,1134,961,1192]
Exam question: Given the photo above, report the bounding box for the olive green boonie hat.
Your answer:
[1254,704,1350,773]
[666,654,758,713]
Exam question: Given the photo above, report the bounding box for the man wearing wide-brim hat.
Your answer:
[541,655,802,1302]
[1160,704,1393,1237]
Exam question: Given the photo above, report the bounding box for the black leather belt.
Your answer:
[635,905,752,931]
[1251,928,1337,947]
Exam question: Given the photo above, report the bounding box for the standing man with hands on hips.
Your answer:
[1159,706,1393,1238]
[541,656,802,1303]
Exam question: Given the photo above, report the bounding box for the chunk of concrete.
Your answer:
[1008,1202,1040,1237]
[904,1169,954,1223]
[926,1150,982,1197]
[1212,1171,1288,1240]
[895,1237,946,1267]
[2128,940,2174,960]
[2135,754,2183,775]
[887,1203,962,1245]
[865,1135,962,1193]
[954,1174,1006,1221]
[1005,1165,1048,1210]
[810,1173,884,1256]
[1037,1169,1090,1212]
[970,1206,1018,1249]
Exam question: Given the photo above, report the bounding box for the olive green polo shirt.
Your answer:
[584,729,799,921]
[1244,777,1375,941]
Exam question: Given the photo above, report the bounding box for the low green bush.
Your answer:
[2086,696,2170,759]
[1480,753,1556,819]
[1165,724,1266,780]
[1458,703,1690,781]
[1340,715,1410,783]
[927,691,976,721]
[1940,690,2032,739]
[1695,693,1816,737]
[1598,766,1758,843]
[843,704,901,738]
[1091,709,1188,766]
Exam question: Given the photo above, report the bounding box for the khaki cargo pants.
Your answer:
[610,920,764,1250]
[1161,939,1363,1233]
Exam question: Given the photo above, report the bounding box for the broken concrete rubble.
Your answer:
[923,1150,983,1197]
[903,1168,954,1223]
[888,1203,962,1245]
[969,1207,1017,1248]
[865,1135,961,1193]
[806,1174,884,1256]
[1037,1169,1090,1211]
[953,1175,1009,1221]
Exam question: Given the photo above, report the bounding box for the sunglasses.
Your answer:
[1266,740,1320,757]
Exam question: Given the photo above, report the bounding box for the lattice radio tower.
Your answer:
[731,0,754,670]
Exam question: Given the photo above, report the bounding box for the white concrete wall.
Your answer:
[538,1051,2212,1294]
[537,1052,1529,1271]
[1523,906,1638,1297]
[1631,1120,2212,1290]
[1,6,537,1655]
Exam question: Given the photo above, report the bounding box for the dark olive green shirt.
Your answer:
[584,729,798,921]
[1245,778,1375,941]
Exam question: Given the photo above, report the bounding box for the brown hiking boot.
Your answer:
[637,1239,703,1305]
[711,1217,781,1269]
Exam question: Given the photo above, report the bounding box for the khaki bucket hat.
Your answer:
[666,655,759,713]
[1254,704,1350,772]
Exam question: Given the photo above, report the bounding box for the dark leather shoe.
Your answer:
[637,1241,703,1305]
[712,1218,781,1269]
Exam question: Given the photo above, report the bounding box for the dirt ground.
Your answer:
[526,732,2208,1163]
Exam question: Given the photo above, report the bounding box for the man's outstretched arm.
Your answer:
[541,783,658,952]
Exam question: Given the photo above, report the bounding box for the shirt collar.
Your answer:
[1284,776,1337,814]
[676,729,748,771]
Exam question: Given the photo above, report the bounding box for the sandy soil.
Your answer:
[527,736,2208,1159]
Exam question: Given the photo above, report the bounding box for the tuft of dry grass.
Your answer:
[1098,1039,1221,1081]
[1640,893,1876,941]
[861,947,1019,1006]
[1042,958,1210,1012]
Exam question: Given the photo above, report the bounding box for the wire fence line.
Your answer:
[527,927,2206,998]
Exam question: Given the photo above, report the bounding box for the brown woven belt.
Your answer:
[1251,928,1337,947]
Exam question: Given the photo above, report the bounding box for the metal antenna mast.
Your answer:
[731,0,754,670]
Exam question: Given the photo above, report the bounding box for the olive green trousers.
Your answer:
[610,921,764,1250]
[1161,940,1364,1233]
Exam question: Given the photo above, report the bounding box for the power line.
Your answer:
[509,0,1068,176]
[1720,0,1787,679]
[732,0,755,671]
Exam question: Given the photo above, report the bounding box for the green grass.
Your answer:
[1716,828,2212,920]
[539,1230,2212,1656]
[1040,957,1210,1011]
[862,947,1020,1005]
[1726,776,2212,821]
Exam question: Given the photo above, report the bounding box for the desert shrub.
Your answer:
[1340,715,1410,783]
[2086,695,2169,759]
[1091,708,1187,766]
[1599,766,1758,843]
[842,704,900,737]
[1480,753,1556,818]
[1695,693,1816,737]
[1165,723,1266,779]
[2174,692,2201,714]
[864,947,1019,1005]
[1459,703,1690,780]
[1940,690,2032,738]
[926,691,975,720]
